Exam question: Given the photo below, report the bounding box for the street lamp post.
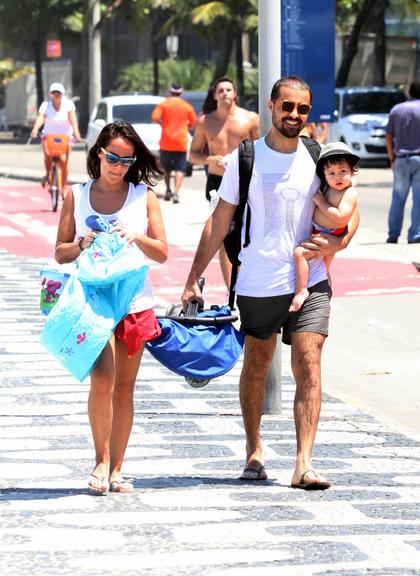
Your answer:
[259,0,282,415]
[258,0,281,135]
[89,0,101,115]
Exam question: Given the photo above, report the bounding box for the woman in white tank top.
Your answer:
[55,120,168,494]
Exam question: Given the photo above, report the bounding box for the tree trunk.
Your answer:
[33,38,44,109]
[336,0,377,87]
[79,0,90,135]
[151,10,160,95]
[372,0,388,86]
[235,28,244,104]
[211,21,235,83]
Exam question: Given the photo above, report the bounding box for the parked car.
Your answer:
[328,86,406,162]
[85,94,164,155]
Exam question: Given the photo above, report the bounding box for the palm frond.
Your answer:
[192,2,231,26]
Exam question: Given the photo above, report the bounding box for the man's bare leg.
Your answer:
[239,334,277,474]
[173,170,184,203]
[163,172,172,200]
[290,331,330,487]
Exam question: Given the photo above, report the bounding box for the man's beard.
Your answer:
[272,116,303,138]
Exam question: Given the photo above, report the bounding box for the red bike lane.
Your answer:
[1,180,419,305]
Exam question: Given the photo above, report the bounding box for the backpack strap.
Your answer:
[300,135,321,163]
[228,139,255,309]
[238,139,255,248]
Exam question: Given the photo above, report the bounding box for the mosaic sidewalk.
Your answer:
[1,252,420,576]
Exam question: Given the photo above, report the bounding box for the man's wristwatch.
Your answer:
[78,238,85,251]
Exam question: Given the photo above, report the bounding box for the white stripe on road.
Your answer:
[0,225,23,236]
[5,212,57,245]
[346,286,420,296]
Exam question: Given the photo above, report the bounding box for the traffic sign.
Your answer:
[46,40,62,59]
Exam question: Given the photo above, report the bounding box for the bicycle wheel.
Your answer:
[51,164,59,212]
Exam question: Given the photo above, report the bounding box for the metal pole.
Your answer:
[89,0,101,115]
[263,335,282,414]
[259,0,282,414]
[258,0,281,135]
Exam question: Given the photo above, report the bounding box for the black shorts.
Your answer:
[237,280,332,344]
[205,173,223,202]
[159,151,187,173]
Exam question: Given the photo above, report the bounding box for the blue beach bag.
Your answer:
[146,305,244,387]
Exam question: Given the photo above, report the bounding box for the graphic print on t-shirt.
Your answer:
[262,173,301,238]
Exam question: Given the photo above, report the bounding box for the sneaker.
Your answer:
[386,237,398,244]
[172,193,180,204]
[408,238,420,244]
[164,189,172,201]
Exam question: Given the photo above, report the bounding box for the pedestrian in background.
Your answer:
[300,121,328,144]
[151,83,197,204]
[189,77,259,288]
[182,76,359,489]
[55,120,168,494]
[386,80,420,244]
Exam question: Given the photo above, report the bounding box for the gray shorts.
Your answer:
[237,280,332,344]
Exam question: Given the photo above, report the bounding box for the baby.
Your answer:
[289,141,360,312]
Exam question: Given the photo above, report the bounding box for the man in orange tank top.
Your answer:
[151,84,197,203]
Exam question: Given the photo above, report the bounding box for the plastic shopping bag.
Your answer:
[77,232,147,286]
[40,233,149,381]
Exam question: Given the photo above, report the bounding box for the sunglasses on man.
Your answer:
[100,148,137,167]
[273,99,312,116]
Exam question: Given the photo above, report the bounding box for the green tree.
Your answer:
[115,59,215,93]
[129,0,172,95]
[166,0,257,103]
[76,1,126,134]
[0,0,82,107]
[336,0,420,87]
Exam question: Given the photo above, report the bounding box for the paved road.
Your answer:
[1,143,420,574]
[1,250,420,575]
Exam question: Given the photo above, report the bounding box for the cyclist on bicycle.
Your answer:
[31,82,81,198]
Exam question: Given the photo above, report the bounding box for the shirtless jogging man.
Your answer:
[189,77,259,287]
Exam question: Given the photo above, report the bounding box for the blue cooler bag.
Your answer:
[41,233,148,381]
[146,305,244,386]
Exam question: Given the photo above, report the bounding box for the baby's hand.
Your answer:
[313,190,324,206]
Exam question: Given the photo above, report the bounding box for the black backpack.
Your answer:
[225,135,322,308]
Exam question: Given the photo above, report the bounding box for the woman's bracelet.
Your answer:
[78,238,85,251]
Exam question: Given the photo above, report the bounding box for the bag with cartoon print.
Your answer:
[40,233,148,381]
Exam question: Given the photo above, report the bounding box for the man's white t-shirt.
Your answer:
[39,98,76,136]
[219,137,327,297]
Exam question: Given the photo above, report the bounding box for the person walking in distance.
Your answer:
[182,76,359,489]
[189,77,259,288]
[386,81,420,244]
[151,83,197,204]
